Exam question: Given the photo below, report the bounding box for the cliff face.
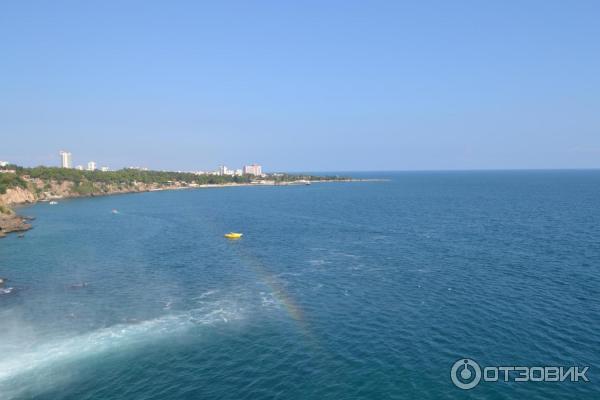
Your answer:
[0,178,180,237]
[1,179,185,207]
[0,187,36,206]
[0,186,34,236]
[0,178,188,214]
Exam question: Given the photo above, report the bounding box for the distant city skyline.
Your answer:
[54,149,264,176]
[1,1,600,171]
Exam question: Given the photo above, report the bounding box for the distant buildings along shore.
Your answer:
[207,164,263,177]
[59,151,72,169]
[243,164,262,176]
[60,151,108,171]
[56,151,265,177]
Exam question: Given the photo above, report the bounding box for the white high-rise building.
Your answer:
[60,151,72,168]
[87,161,97,171]
[243,164,262,176]
[75,165,84,170]
[100,166,110,172]
[218,165,233,176]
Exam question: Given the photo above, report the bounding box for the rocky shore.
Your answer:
[0,180,172,238]
[0,213,32,238]
[0,176,370,238]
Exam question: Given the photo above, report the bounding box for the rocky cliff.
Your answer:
[0,177,188,238]
[0,186,36,206]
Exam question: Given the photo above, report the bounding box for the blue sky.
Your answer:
[1,0,599,171]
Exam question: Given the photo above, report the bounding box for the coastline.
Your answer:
[0,214,32,238]
[0,178,381,238]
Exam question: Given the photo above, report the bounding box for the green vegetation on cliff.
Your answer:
[0,165,347,195]
[17,166,252,186]
[0,172,27,194]
[0,165,349,217]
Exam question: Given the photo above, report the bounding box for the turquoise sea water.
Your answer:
[1,171,599,399]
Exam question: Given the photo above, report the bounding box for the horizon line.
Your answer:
[5,163,600,174]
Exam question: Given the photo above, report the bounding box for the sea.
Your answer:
[0,171,599,399]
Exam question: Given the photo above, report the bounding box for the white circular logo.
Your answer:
[451,358,482,390]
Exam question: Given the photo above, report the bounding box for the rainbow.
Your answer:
[233,246,320,347]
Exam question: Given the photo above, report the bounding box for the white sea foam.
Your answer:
[275,272,302,278]
[192,289,219,300]
[0,315,179,381]
[0,287,14,295]
[332,252,361,259]
[0,303,243,397]
[260,292,278,308]
[308,259,331,266]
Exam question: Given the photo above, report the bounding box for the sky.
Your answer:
[1,0,599,172]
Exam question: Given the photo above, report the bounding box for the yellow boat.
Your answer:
[224,232,243,239]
